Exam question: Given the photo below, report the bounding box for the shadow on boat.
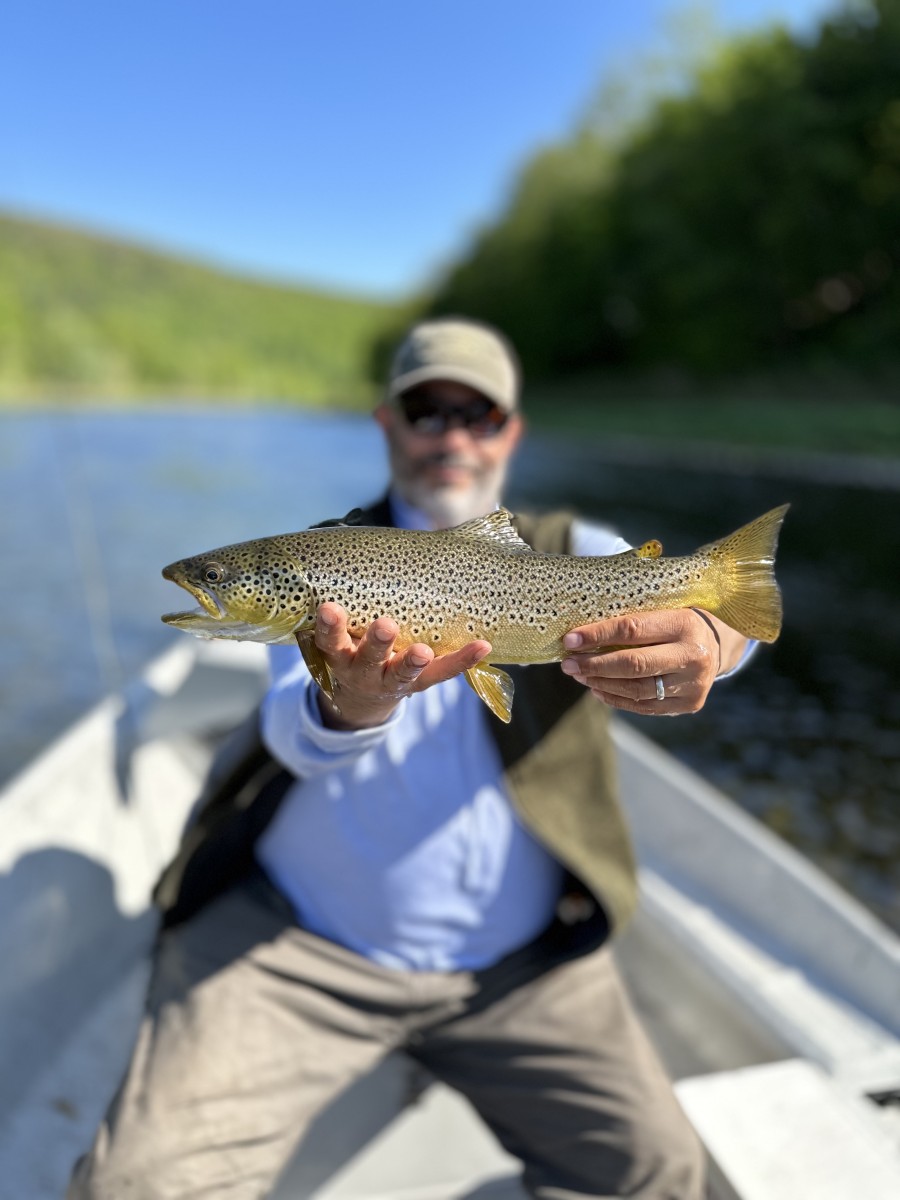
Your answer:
[0,848,153,1130]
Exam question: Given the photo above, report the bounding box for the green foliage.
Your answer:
[411,0,900,385]
[0,214,397,405]
[522,366,900,456]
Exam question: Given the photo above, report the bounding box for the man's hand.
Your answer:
[313,603,492,731]
[560,609,745,717]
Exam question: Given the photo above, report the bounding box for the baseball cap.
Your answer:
[387,318,521,413]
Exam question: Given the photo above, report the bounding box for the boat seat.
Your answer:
[677,1058,900,1200]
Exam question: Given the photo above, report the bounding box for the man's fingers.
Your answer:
[411,640,492,690]
[316,605,400,667]
[590,688,684,717]
[559,607,721,718]
[315,603,353,653]
[313,605,490,699]
[563,611,686,652]
[562,643,692,681]
[354,617,400,669]
[388,643,434,688]
[593,675,690,703]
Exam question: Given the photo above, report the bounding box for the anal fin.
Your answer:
[465,663,515,724]
[295,631,340,708]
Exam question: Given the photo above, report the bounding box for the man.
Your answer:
[71,318,750,1199]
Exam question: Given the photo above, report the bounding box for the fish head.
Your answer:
[161,537,315,643]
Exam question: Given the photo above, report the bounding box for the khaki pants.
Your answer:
[69,873,704,1200]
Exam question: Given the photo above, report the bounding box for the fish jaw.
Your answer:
[160,607,296,643]
[161,562,226,621]
[160,608,222,636]
[160,562,306,644]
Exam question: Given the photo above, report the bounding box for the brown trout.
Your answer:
[161,505,787,722]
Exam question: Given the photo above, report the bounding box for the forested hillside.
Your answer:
[0,213,395,404]
[378,0,900,388]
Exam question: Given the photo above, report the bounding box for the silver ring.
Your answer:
[655,677,665,701]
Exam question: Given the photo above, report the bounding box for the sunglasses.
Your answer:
[397,389,510,438]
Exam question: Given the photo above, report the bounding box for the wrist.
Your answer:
[691,608,723,676]
[316,688,401,731]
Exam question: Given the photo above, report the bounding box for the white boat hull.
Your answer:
[1,641,898,1199]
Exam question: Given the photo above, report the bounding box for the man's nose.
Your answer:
[438,424,475,451]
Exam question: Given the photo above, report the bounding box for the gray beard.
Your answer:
[396,465,509,530]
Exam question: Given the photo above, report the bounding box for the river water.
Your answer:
[2,409,898,931]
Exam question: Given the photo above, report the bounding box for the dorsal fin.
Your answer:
[448,508,536,554]
[309,508,368,529]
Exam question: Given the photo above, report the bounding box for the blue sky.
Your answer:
[1,0,839,297]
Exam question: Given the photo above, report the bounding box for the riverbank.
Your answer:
[523,375,900,460]
[7,377,900,462]
[530,429,900,492]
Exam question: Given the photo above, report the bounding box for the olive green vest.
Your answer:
[154,502,638,937]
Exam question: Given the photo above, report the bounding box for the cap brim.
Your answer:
[388,365,516,413]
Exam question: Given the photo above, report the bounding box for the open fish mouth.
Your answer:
[161,606,219,628]
[161,567,226,623]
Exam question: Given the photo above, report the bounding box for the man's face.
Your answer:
[374,380,523,529]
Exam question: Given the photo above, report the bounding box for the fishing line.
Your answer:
[53,417,123,697]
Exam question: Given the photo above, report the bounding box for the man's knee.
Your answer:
[623,1097,706,1200]
[68,1133,143,1200]
[67,1115,188,1200]
[523,1094,706,1199]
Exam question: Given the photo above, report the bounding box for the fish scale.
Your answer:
[161,505,788,722]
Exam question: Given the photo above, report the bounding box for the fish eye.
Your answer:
[203,562,225,584]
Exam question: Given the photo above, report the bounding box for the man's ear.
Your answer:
[373,403,392,432]
[506,412,526,449]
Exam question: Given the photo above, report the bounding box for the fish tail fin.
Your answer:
[699,505,789,643]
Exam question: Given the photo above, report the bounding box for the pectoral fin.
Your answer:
[465,663,515,724]
[295,631,339,704]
